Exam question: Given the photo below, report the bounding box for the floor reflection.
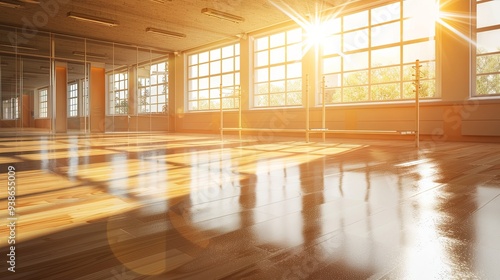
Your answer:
[0,134,499,279]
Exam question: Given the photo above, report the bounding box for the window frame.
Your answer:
[138,60,169,114]
[320,0,438,104]
[108,71,129,115]
[186,42,241,112]
[472,0,500,97]
[252,28,304,108]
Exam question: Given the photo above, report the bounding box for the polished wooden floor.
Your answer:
[0,132,499,279]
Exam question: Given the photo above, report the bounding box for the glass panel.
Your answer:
[343,10,369,31]
[343,70,368,86]
[343,29,369,51]
[371,46,400,67]
[371,2,400,25]
[323,56,341,74]
[343,86,369,102]
[270,65,285,81]
[256,51,269,67]
[403,40,435,63]
[343,51,368,71]
[287,62,302,79]
[270,32,286,48]
[371,66,401,83]
[287,44,302,61]
[476,74,500,95]
[270,47,286,64]
[287,29,302,44]
[322,34,341,56]
[477,29,500,53]
[256,36,269,51]
[477,0,500,28]
[371,83,401,100]
[477,53,500,74]
[256,68,269,83]
[371,22,400,47]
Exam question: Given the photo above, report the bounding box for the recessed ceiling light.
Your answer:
[18,0,40,3]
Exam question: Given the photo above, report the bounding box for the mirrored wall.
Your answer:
[0,24,170,134]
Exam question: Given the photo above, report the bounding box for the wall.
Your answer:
[174,0,500,143]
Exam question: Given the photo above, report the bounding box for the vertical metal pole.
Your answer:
[415,59,420,148]
[322,75,326,142]
[238,85,242,140]
[305,74,309,143]
[220,84,223,142]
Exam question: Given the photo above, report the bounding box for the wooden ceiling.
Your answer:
[0,0,355,52]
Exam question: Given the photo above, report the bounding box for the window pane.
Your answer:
[256,37,268,51]
[323,35,341,56]
[222,58,234,72]
[344,29,369,51]
[210,48,221,60]
[287,44,302,61]
[344,10,368,31]
[323,56,341,74]
[403,40,435,63]
[270,65,285,81]
[372,66,401,83]
[256,68,269,82]
[287,62,302,78]
[372,2,400,25]
[270,47,286,64]
[199,51,209,63]
[344,51,368,71]
[210,61,221,75]
[287,29,302,44]
[477,29,500,53]
[270,32,286,48]
[372,22,400,47]
[403,18,435,41]
[372,83,401,100]
[199,63,209,76]
[222,45,234,58]
[256,51,269,67]
[372,46,400,67]
[325,74,341,88]
[476,73,500,95]
[344,70,368,86]
[477,1,500,28]
[477,53,500,74]
[344,86,369,102]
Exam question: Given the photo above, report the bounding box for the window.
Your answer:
[474,0,500,96]
[68,82,78,117]
[83,78,89,116]
[138,61,168,113]
[2,98,18,120]
[108,72,128,115]
[188,43,240,111]
[254,28,303,107]
[38,88,48,118]
[321,0,437,104]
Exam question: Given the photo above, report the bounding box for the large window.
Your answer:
[187,43,240,111]
[254,28,303,107]
[138,61,168,113]
[68,82,78,117]
[321,0,436,104]
[38,88,48,118]
[475,0,500,96]
[2,98,18,120]
[108,72,128,115]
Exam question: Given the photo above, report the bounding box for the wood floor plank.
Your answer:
[0,133,499,279]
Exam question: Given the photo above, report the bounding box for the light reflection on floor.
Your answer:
[0,133,499,279]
